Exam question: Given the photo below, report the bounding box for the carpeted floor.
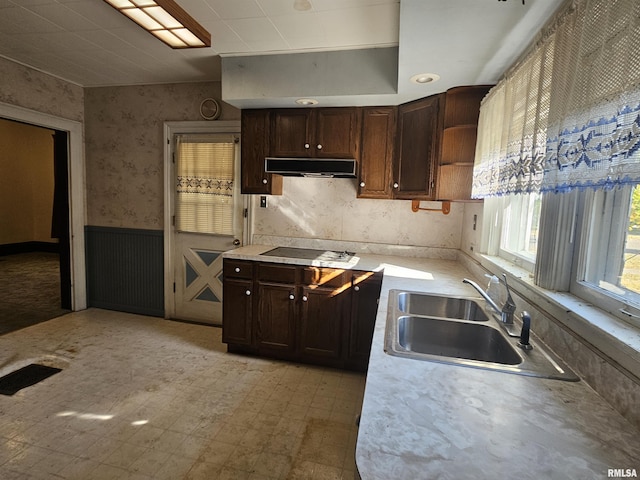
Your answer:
[0,252,70,335]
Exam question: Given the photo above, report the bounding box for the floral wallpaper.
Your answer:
[0,57,84,122]
[84,82,239,229]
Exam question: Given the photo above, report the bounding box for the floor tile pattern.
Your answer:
[0,309,365,479]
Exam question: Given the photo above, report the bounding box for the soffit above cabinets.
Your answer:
[0,0,565,107]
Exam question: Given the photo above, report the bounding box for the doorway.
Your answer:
[163,121,246,325]
[0,101,87,313]
[0,120,72,332]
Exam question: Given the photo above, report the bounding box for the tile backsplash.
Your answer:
[250,176,464,256]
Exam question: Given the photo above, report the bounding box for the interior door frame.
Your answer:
[0,101,86,311]
[163,120,246,319]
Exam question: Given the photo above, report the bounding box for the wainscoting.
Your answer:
[85,226,163,317]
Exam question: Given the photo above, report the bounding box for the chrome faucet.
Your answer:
[463,274,520,337]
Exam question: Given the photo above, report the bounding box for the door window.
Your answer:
[175,134,238,235]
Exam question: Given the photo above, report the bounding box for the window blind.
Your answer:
[175,134,237,235]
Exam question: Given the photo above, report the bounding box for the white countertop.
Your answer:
[223,246,640,478]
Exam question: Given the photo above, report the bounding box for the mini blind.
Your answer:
[175,134,237,235]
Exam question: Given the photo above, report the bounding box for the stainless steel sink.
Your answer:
[385,289,579,381]
[398,316,521,364]
[396,292,488,321]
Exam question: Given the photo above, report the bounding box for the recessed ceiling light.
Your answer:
[295,98,318,106]
[410,73,440,85]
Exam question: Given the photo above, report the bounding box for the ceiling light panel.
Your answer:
[103,0,211,49]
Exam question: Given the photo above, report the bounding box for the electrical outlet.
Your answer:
[260,196,267,208]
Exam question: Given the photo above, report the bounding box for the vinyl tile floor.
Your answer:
[0,309,366,480]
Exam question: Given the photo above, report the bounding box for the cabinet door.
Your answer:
[241,109,282,194]
[256,282,297,353]
[299,286,348,360]
[314,108,361,159]
[358,107,396,198]
[222,278,253,346]
[394,95,442,199]
[348,271,383,370]
[271,110,312,157]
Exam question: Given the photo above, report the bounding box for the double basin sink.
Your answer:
[384,290,579,381]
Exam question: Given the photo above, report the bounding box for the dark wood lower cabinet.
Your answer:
[222,259,383,371]
[256,282,297,353]
[299,286,348,362]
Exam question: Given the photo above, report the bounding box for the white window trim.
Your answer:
[464,253,640,380]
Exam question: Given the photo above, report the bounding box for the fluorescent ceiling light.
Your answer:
[104,0,211,49]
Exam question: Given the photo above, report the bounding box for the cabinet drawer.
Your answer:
[223,259,254,279]
[257,263,298,284]
[303,267,351,288]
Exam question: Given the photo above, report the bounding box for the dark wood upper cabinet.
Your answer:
[270,109,312,157]
[314,108,361,158]
[271,107,361,159]
[241,109,282,195]
[358,106,396,199]
[394,94,443,200]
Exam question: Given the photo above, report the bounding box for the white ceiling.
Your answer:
[0,0,564,107]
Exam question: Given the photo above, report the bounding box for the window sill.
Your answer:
[468,254,640,380]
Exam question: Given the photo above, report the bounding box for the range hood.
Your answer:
[265,157,357,178]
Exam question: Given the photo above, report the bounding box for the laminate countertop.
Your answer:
[223,246,640,479]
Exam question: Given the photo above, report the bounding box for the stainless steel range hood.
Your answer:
[264,157,357,178]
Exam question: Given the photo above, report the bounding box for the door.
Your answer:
[395,95,442,199]
[299,286,348,360]
[256,282,297,353]
[271,109,312,157]
[171,132,244,325]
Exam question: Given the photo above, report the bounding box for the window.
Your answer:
[572,185,640,323]
[175,134,238,235]
[499,193,542,269]
[481,193,542,273]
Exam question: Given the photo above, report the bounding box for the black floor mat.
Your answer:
[0,364,62,396]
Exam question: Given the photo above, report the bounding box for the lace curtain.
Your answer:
[473,0,640,198]
[472,32,555,197]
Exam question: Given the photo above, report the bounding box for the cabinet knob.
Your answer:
[262,179,268,184]
[316,144,322,150]
[289,294,295,300]
[302,295,308,302]
[245,290,251,296]
[360,181,365,188]
[304,143,310,149]
[393,182,399,189]
[354,285,360,292]
[235,267,240,273]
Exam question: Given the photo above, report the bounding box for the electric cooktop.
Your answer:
[260,247,355,262]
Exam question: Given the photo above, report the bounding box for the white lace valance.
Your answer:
[473,0,640,198]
